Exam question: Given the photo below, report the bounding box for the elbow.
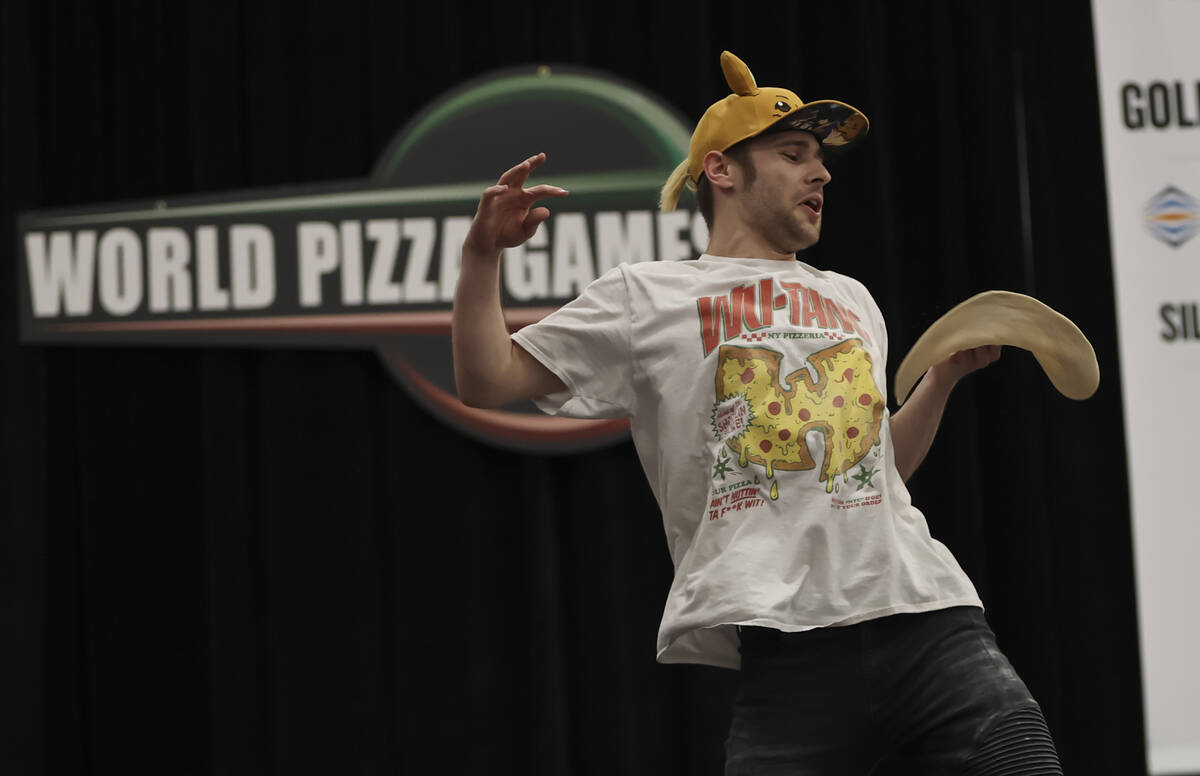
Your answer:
[453,361,485,408]
[456,381,488,409]
[460,393,496,410]
[453,367,478,407]
[455,377,502,409]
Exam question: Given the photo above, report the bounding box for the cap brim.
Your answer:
[768,100,869,155]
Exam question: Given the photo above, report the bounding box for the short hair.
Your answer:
[696,140,756,231]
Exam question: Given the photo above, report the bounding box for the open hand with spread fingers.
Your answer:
[463,153,569,257]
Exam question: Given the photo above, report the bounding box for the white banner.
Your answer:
[1092,1,1200,773]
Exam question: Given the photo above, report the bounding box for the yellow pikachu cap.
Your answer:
[660,51,869,211]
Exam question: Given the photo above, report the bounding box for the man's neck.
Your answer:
[704,223,795,261]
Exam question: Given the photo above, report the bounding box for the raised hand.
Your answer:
[932,345,1003,384]
[463,153,569,256]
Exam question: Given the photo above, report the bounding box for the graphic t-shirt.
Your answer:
[511,254,981,670]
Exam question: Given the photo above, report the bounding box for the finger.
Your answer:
[497,153,546,187]
[474,185,510,218]
[496,159,533,187]
[974,345,999,366]
[522,206,551,239]
[522,184,569,201]
[975,345,1001,370]
[479,184,508,203]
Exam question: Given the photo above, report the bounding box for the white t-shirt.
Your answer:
[511,254,981,670]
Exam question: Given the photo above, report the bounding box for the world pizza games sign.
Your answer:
[15,66,707,453]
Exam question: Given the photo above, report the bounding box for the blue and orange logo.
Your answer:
[1144,185,1200,248]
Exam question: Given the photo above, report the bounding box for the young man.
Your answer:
[453,52,1062,774]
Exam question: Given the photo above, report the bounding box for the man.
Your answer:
[453,52,1062,774]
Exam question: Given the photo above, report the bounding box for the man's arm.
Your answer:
[453,153,569,409]
[889,345,1001,481]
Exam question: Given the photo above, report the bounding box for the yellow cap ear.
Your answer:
[720,51,758,96]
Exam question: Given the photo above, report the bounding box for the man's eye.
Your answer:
[782,152,799,161]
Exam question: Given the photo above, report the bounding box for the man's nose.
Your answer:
[810,161,832,186]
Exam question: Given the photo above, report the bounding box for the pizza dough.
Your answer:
[894,291,1099,405]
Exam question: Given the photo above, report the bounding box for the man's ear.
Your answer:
[702,150,737,191]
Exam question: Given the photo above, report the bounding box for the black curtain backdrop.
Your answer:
[1,1,1146,774]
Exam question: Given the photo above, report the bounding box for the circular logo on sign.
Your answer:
[371,65,704,453]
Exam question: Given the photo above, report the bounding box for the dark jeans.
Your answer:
[725,606,1062,775]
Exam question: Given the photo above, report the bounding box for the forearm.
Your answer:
[888,364,958,482]
[451,154,569,408]
[452,248,521,407]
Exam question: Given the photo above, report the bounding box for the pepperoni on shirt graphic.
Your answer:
[712,341,885,495]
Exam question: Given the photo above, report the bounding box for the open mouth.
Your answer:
[800,195,823,216]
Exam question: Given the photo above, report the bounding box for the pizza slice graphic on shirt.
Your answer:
[714,341,885,494]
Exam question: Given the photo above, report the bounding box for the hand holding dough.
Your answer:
[894,291,1099,405]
